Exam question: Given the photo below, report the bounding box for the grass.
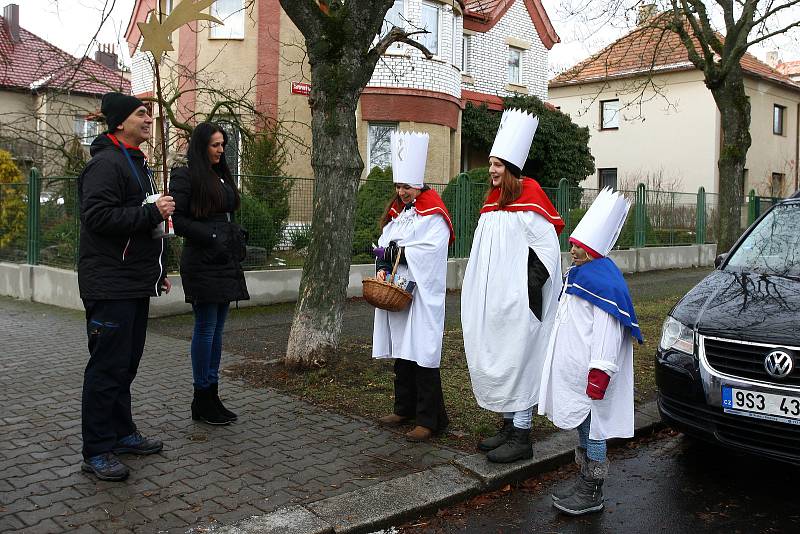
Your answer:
[225,289,684,451]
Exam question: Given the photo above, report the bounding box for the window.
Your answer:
[461,34,470,73]
[507,47,521,84]
[367,123,397,171]
[599,168,618,190]
[218,119,241,177]
[74,116,101,146]
[380,0,404,38]
[420,2,440,56]
[211,0,244,39]
[601,99,620,130]
[773,104,785,135]
[772,173,785,198]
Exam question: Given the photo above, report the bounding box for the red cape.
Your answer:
[480,177,565,235]
[388,188,455,245]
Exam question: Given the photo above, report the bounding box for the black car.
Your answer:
[656,192,800,464]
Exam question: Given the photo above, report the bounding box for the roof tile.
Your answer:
[549,14,799,92]
[0,16,130,95]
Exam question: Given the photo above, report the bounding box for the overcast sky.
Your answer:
[4,0,797,78]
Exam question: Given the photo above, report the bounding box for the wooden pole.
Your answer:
[155,4,169,235]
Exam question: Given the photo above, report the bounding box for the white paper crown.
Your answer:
[489,108,540,170]
[391,130,429,188]
[570,188,631,257]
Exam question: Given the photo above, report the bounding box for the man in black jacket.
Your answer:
[78,92,175,481]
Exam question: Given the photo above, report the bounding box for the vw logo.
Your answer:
[764,350,794,379]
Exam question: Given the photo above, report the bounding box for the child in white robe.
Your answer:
[538,188,642,516]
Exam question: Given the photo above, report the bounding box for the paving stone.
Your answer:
[0,297,466,532]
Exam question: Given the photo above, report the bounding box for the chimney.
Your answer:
[3,3,20,43]
[94,44,119,71]
[766,51,780,68]
[637,3,657,25]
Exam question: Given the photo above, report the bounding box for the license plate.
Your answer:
[722,387,800,425]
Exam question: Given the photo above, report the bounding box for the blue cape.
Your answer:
[564,257,643,344]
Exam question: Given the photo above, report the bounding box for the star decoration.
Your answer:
[137,0,222,63]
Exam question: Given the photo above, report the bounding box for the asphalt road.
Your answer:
[394,432,800,534]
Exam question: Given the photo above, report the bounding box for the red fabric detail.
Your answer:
[389,189,455,245]
[106,134,145,155]
[480,177,565,235]
[568,237,603,259]
[586,369,610,400]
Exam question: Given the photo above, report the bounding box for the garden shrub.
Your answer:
[238,192,278,256]
[351,167,396,264]
[239,131,289,258]
[0,150,26,251]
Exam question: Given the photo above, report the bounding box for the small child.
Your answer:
[538,188,643,516]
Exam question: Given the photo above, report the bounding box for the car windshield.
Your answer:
[726,203,800,278]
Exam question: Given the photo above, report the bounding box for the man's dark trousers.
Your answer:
[393,358,449,432]
[81,298,150,459]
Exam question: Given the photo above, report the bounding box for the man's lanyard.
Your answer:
[118,142,157,195]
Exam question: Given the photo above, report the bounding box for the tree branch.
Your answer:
[278,0,324,38]
[369,27,433,61]
[746,19,800,48]
[752,0,800,27]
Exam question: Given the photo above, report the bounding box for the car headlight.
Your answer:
[659,316,694,354]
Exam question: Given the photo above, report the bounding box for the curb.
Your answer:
[215,402,664,534]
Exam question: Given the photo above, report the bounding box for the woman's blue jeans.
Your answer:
[190,302,229,389]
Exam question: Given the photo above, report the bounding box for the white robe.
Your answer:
[461,210,562,412]
[371,207,450,368]
[537,290,635,440]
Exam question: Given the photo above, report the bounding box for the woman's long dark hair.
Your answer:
[187,122,240,218]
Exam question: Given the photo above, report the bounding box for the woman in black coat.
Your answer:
[171,122,249,425]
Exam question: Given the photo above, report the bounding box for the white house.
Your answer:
[548,14,800,198]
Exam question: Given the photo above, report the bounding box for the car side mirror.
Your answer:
[714,253,728,269]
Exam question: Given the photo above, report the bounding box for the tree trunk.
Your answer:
[710,65,751,253]
[284,83,363,368]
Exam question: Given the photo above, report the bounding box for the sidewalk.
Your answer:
[0,268,697,533]
[0,298,458,533]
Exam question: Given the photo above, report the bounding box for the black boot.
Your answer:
[552,447,587,501]
[210,383,237,422]
[552,460,607,516]
[486,426,532,463]
[191,387,231,425]
[478,418,514,452]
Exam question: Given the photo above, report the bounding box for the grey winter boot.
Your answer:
[552,459,608,516]
[486,426,533,463]
[478,418,514,452]
[551,447,587,501]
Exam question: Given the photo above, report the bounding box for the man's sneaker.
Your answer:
[81,453,129,481]
[112,431,163,455]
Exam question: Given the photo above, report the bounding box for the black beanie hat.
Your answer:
[101,92,145,133]
[498,158,522,178]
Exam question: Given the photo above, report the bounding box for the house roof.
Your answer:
[777,60,800,77]
[0,16,130,96]
[464,0,560,50]
[549,14,800,92]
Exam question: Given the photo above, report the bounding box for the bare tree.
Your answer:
[553,0,800,252]
[278,0,433,369]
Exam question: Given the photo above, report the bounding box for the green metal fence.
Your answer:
[1,169,784,272]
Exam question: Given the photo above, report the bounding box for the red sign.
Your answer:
[291,81,311,96]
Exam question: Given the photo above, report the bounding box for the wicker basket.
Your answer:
[362,246,413,312]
